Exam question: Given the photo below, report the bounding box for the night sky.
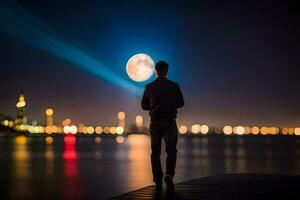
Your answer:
[0,0,299,127]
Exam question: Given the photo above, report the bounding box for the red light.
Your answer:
[64,135,76,144]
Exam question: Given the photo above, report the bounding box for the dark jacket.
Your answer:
[141,77,184,121]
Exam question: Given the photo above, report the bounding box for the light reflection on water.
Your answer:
[127,135,152,188]
[0,134,299,199]
[10,136,32,199]
[63,135,82,200]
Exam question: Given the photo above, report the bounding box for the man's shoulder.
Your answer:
[146,78,179,88]
[145,79,161,87]
[145,80,156,88]
[167,79,179,86]
[164,79,180,89]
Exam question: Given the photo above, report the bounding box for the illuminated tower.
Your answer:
[135,115,143,128]
[16,91,27,125]
[45,108,54,126]
[118,111,126,128]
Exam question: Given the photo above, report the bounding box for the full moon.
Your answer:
[126,53,155,82]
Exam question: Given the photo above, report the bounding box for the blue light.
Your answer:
[0,2,143,96]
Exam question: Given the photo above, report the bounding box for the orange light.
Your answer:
[200,125,209,134]
[103,127,110,134]
[244,126,251,134]
[45,126,53,134]
[110,127,116,134]
[118,111,125,120]
[87,126,94,134]
[95,126,103,134]
[294,128,300,136]
[260,127,268,135]
[116,136,125,143]
[15,135,27,145]
[288,128,294,135]
[62,119,72,126]
[282,127,288,135]
[179,125,188,134]
[235,126,245,135]
[45,108,54,116]
[94,136,102,143]
[191,124,201,134]
[45,136,53,144]
[251,127,260,135]
[116,126,124,135]
[223,126,233,135]
[16,101,26,108]
[135,115,143,128]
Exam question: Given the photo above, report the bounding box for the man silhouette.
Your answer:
[141,61,184,191]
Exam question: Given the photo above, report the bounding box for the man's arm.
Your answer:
[176,84,184,108]
[141,85,150,110]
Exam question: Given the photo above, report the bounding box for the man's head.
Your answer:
[155,61,169,77]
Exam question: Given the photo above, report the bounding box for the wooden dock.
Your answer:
[112,173,300,200]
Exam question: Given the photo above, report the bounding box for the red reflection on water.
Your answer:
[63,136,77,160]
[63,135,82,199]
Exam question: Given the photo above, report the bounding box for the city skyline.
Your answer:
[1,90,300,136]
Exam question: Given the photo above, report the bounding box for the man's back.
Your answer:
[141,77,184,121]
[142,61,184,191]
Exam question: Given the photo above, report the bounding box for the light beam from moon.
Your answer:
[0,2,143,96]
[126,53,155,82]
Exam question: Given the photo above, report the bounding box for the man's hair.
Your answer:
[155,61,169,77]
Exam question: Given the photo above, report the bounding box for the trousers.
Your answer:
[149,120,178,182]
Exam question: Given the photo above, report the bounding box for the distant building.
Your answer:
[118,111,126,128]
[15,91,27,125]
[45,108,54,126]
[135,115,143,129]
[126,115,147,134]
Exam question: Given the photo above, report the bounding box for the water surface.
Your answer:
[0,133,299,199]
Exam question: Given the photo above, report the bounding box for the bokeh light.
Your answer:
[288,128,294,135]
[87,126,94,134]
[244,126,251,134]
[282,127,288,135]
[62,118,72,126]
[95,126,103,134]
[45,136,53,144]
[135,115,143,128]
[63,126,70,134]
[103,127,110,134]
[191,124,201,134]
[70,125,78,134]
[200,125,209,134]
[94,136,102,143]
[116,126,124,135]
[179,125,188,134]
[115,136,125,143]
[294,128,300,136]
[251,127,260,135]
[223,126,233,135]
[45,108,54,116]
[15,135,27,145]
[109,127,116,134]
[235,126,245,135]
[260,127,268,135]
[118,111,125,120]
[3,120,9,126]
